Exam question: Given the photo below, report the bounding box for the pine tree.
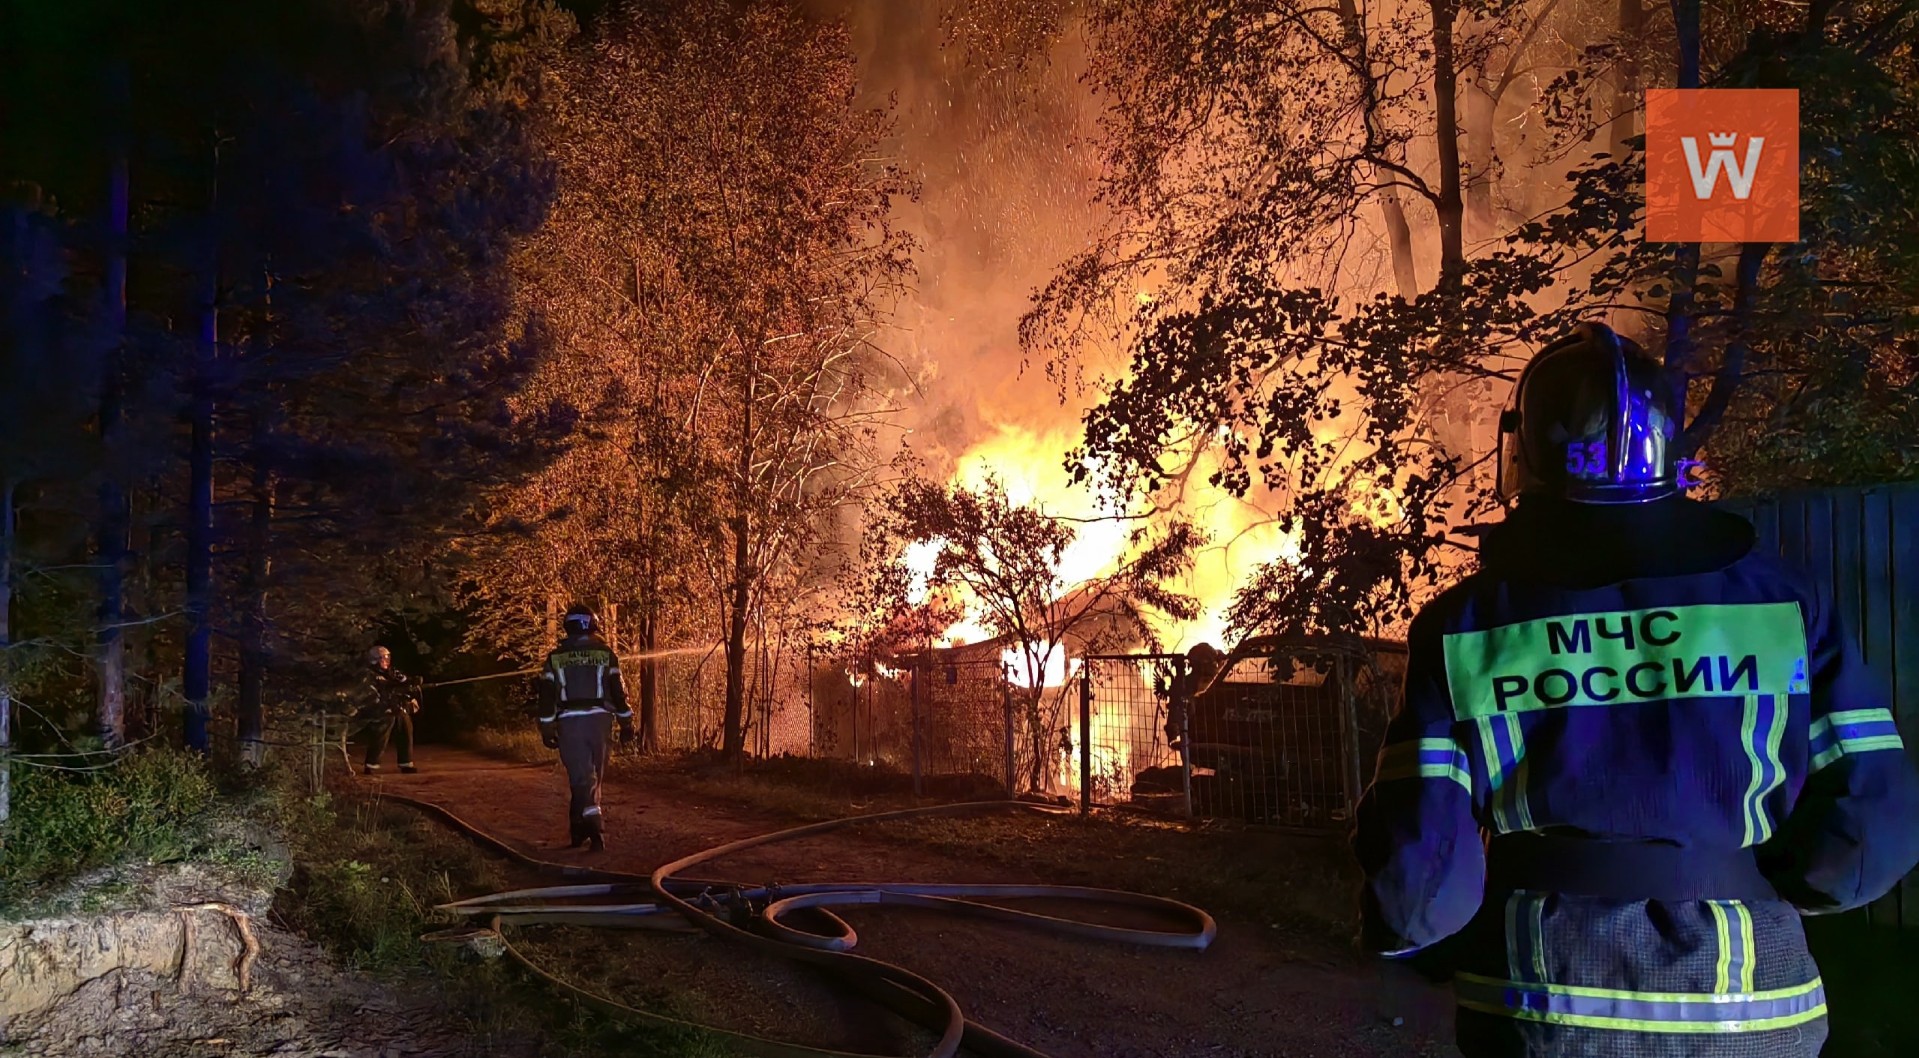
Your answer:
[2,0,572,757]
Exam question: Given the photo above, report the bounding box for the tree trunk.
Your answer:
[1379,191,1419,299]
[755,604,772,758]
[236,451,273,766]
[1430,0,1467,283]
[183,294,217,754]
[722,516,750,759]
[722,336,756,760]
[125,487,155,740]
[96,63,131,748]
[1611,0,1645,163]
[638,602,659,753]
[1024,687,1049,794]
[2,478,15,825]
[1671,0,1700,90]
[1663,0,1702,408]
[1337,0,1419,298]
[1465,66,1497,242]
[1677,242,1769,457]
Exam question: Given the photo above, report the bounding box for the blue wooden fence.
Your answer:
[1719,482,1919,928]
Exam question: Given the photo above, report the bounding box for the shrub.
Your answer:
[0,747,222,898]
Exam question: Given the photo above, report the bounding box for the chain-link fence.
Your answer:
[917,658,1016,788]
[649,650,722,752]
[806,656,1016,794]
[644,643,812,757]
[1078,654,1188,809]
[1077,638,1406,828]
[646,636,1407,832]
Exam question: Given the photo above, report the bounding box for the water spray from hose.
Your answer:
[420,644,721,690]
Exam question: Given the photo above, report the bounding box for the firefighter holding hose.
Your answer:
[358,645,419,775]
[537,605,634,852]
[1354,322,1919,1057]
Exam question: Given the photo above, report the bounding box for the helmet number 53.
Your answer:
[1566,440,1608,476]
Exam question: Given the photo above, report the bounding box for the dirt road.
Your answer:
[363,747,1456,1058]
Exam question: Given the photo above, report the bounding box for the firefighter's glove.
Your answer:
[619,720,636,745]
[540,725,559,750]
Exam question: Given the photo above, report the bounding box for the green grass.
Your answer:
[268,785,504,972]
[0,748,281,916]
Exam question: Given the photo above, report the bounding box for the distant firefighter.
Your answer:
[536,605,635,852]
[1163,642,1222,750]
[1354,322,1919,1057]
[358,645,419,775]
[1186,642,1223,688]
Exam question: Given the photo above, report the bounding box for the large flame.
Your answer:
[817,1,1502,798]
[1001,645,1068,689]
[942,421,1318,652]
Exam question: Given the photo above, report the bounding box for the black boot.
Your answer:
[587,833,606,853]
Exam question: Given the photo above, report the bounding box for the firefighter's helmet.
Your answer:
[1496,322,1680,505]
[562,605,599,637]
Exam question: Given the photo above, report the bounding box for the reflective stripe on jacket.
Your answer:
[537,633,632,723]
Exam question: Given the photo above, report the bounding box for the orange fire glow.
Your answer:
[937,421,1322,652]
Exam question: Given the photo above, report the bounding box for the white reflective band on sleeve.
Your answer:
[1374,737,1472,794]
[1808,707,1904,773]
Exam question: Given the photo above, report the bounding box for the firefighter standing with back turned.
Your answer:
[1354,322,1919,1057]
[537,605,634,852]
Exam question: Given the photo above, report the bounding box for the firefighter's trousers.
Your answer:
[361,711,414,770]
[557,711,613,842]
[1450,890,1827,1058]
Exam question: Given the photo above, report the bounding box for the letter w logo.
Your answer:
[1647,90,1798,242]
[1681,132,1765,200]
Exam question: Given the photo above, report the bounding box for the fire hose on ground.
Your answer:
[380,792,1218,1058]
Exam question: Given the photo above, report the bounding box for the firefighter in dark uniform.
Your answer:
[359,645,419,775]
[537,605,634,852]
[1354,322,1919,1057]
[1165,642,1223,751]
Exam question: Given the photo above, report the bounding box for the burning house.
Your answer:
[813,569,1409,827]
